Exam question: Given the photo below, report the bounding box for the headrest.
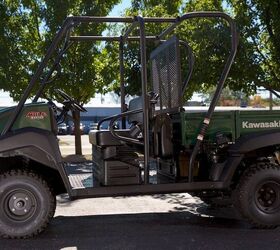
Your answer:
[128,96,143,124]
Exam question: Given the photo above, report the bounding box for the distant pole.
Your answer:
[270,91,273,110]
[119,37,126,129]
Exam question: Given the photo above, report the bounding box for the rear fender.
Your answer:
[220,130,280,186]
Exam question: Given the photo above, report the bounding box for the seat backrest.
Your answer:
[127,96,143,125]
[150,35,182,113]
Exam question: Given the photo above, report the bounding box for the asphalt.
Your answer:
[1,193,280,250]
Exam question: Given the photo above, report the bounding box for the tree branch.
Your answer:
[264,7,275,39]
[263,5,280,61]
[261,84,280,99]
[251,34,280,85]
[32,2,41,40]
[270,89,280,99]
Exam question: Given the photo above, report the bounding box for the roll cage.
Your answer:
[1,11,238,184]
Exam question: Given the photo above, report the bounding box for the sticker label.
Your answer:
[242,120,280,129]
[26,111,48,120]
[203,118,210,124]
[197,134,204,141]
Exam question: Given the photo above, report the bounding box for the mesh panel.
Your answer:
[150,36,182,111]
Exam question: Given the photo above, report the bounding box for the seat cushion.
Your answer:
[89,129,131,146]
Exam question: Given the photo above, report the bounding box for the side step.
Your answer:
[68,173,93,188]
[64,162,95,189]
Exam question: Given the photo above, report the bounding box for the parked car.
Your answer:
[57,123,68,135]
[69,122,85,135]
[89,122,98,130]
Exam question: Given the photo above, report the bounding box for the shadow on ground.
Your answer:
[63,154,92,163]
[150,193,240,220]
[1,208,279,250]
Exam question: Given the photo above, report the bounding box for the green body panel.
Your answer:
[181,110,280,146]
[236,110,280,137]
[181,111,236,146]
[0,103,52,133]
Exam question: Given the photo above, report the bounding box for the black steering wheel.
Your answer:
[55,89,87,112]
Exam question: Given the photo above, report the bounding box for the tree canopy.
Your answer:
[229,0,280,95]
[1,0,280,103]
[0,0,120,103]
[108,0,280,100]
[0,0,121,155]
[107,0,241,98]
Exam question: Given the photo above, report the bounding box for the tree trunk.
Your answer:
[72,110,82,155]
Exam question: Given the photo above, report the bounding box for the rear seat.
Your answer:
[89,129,130,147]
[89,96,143,147]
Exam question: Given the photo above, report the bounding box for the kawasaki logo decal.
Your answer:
[26,111,48,120]
[242,121,280,129]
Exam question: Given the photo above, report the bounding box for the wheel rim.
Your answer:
[255,181,280,214]
[3,189,37,222]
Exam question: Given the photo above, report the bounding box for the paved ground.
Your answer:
[1,136,280,249]
[58,135,92,156]
[1,194,280,250]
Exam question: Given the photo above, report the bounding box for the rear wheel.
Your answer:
[234,162,280,228]
[0,170,56,238]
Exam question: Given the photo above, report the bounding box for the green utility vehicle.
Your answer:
[1,12,280,239]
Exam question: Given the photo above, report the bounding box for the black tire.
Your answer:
[0,169,56,238]
[234,162,280,228]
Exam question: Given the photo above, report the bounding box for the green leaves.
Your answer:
[1,0,279,106]
[0,0,120,104]
[115,0,235,99]
[229,0,280,92]
[112,0,280,100]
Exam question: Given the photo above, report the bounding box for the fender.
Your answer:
[0,128,63,169]
[220,130,280,186]
[0,128,72,193]
[229,129,280,154]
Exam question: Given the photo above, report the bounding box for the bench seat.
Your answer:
[89,129,130,146]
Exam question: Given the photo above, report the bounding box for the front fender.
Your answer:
[0,128,62,169]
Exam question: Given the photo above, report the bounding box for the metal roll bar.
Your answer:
[1,11,238,185]
[179,40,195,93]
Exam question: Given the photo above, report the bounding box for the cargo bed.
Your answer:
[181,110,280,145]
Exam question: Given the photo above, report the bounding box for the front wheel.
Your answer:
[0,170,56,238]
[234,162,280,228]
